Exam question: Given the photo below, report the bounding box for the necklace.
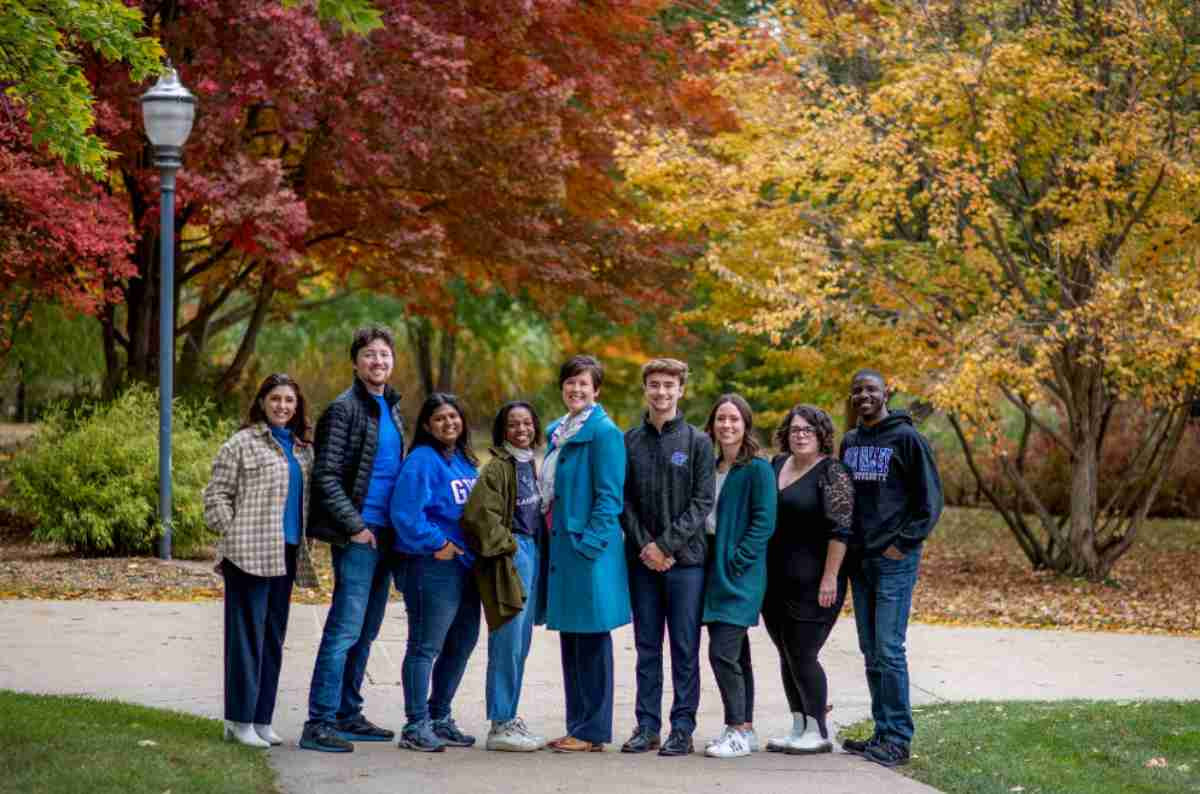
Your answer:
[778,453,825,491]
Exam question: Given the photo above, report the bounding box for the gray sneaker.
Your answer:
[397,720,446,753]
[486,719,542,752]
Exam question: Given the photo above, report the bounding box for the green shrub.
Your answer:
[8,385,234,556]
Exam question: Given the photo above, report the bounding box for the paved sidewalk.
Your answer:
[2,600,1198,793]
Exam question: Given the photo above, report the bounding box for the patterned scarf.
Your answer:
[539,405,594,513]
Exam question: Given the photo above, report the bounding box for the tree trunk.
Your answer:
[217,280,277,395]
[437,329,456,393]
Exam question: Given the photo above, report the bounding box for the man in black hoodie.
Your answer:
[838,369,942,768]
[620,358,715,757]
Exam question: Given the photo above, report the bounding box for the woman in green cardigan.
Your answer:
[701,393,777,759]
[461,401,547,753]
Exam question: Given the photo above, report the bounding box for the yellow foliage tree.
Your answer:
[621,0,1200,579]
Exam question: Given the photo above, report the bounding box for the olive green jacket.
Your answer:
[461,446,528,631]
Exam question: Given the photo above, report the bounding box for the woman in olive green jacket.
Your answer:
[461,401,547,752]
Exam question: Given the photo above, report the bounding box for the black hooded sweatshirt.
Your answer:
[838,410,943,555]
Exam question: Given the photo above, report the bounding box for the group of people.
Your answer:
[201,325,943,769]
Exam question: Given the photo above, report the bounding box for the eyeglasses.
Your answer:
[788,426,817,437]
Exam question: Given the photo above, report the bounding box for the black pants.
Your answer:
[223,545,296,723]
[761,603,836,738]
[561,631,614,744]
[706,622,755,726]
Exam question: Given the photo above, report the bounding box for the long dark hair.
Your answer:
[704,393,761,467]
[411,392,478,465]
[245,373,311,442]
[491,400,543,448]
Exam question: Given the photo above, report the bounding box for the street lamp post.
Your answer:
[141,67,196,561]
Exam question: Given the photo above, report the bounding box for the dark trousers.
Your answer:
[706,622,755,726]
[560,631,614,744]
[762,603,837,739]
[628,561,705,734]
[223,545,296,724]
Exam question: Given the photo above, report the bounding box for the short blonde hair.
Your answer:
[641,358,689,386]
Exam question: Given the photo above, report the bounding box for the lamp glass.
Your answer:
[140,68,196,149]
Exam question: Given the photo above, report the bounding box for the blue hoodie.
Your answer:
[391,445,478,565]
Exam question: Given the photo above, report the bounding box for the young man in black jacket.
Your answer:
[299,327,407,753]
[838,369,943,768]
[620,358,715,757]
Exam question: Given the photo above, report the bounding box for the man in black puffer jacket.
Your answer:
[300,326,406,753]
[619,359,715,758]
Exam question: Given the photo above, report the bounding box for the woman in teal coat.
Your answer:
[701,393,777,759]
[540,354,630,752]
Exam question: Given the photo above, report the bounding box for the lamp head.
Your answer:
[140,66,196,166]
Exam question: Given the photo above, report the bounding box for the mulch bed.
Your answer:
[1,507,1197,635]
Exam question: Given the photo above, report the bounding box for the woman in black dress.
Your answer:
[762,404,853,754]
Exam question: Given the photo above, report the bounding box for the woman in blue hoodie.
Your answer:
[390,393,481,752]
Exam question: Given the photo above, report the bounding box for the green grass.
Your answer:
[841,700,1200,794]
[0,690,279,794]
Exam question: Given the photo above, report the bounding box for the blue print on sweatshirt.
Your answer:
[450,477,477,505]
[670,451,688,466]
[844,445,894,482]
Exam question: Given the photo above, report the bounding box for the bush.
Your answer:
[8,385,234,556]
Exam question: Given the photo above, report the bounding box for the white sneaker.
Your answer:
[785,714,832,755]
[744,728,760,752]
[254,723,283,746]
[766,713,805,752]
[224,721,270,748]
[486,719,542,752]
[510,717,547,749]
[704,727,751,759]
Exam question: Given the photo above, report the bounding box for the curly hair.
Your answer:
[774,404,835,456]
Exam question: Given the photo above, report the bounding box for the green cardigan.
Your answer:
[461,446,527,631]
[702,456,777,627]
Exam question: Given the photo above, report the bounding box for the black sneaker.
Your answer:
[841,735,880,756]
[864,740,910,767]
[620,726,660,754]
[431,717,476,747]
[657,728,694,757]
[299,722,354,753]
[336,714,395,743]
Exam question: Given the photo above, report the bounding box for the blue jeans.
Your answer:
[628,560,705,734]
[399,555,481,724]
[306,540,392,726]
[850,548,921,747]
[486,534,539,722]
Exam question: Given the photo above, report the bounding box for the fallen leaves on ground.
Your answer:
[1,507,1197,635]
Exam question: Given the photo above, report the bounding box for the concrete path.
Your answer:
[2,600,1198,793]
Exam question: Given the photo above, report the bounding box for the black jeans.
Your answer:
[761,601,837,738]
[706,622,755,726]
[223,545,296,723]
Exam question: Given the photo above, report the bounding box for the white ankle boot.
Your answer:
[224,720,271,748]
[786,714,832,754]
[766,712,805,752]
[254,723,283,746]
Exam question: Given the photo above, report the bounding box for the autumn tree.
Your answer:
[622,0,1200,579]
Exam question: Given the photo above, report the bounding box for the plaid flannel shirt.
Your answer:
[203,423,318,586]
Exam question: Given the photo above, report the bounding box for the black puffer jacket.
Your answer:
[307,377,405,545]
[620,413,715,568]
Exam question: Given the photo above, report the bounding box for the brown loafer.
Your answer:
[549,735,604,753]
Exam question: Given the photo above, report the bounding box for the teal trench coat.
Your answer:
[541,404,632,634]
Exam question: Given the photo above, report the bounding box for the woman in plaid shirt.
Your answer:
[204,373,318,748]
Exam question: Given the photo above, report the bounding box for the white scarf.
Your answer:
[539,405,594,513]
[503,442,535,463]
